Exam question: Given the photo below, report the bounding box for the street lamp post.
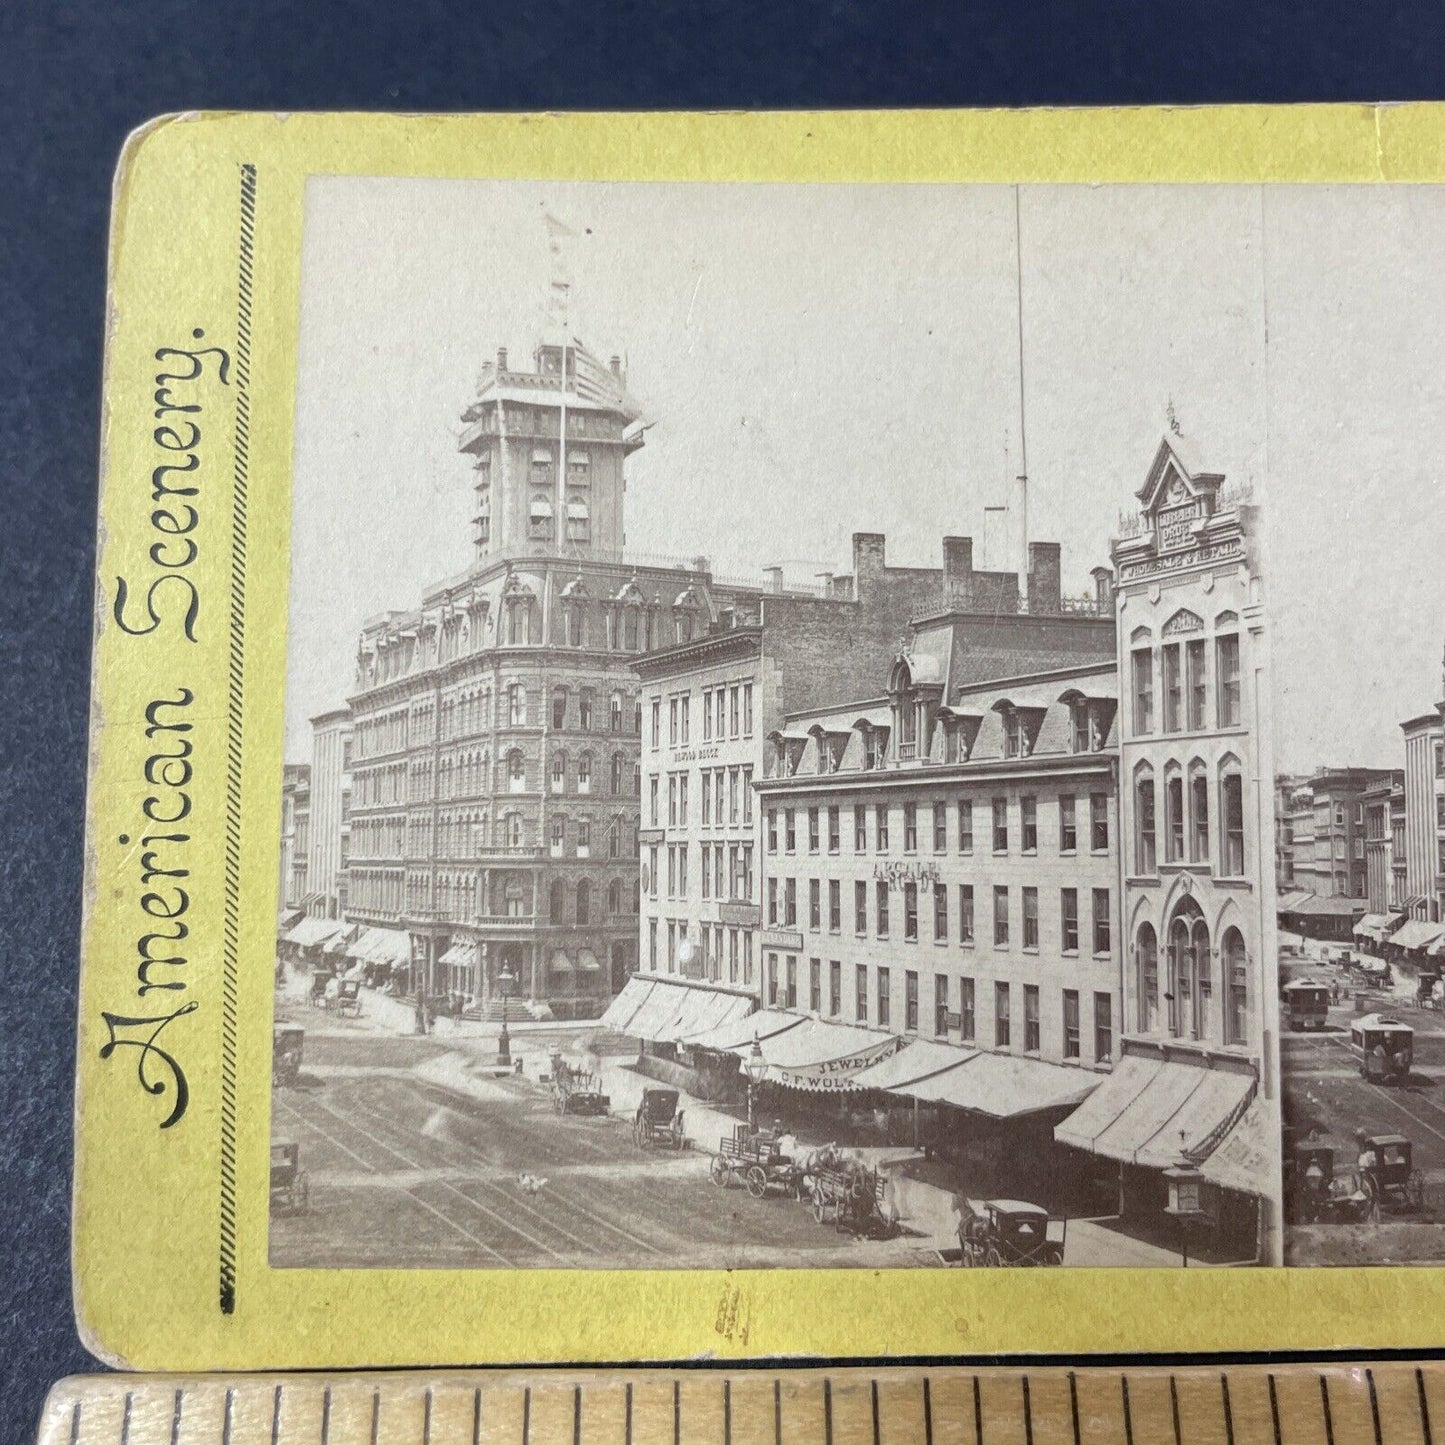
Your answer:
[496,960,518,1069]
[1163,1143,1207,1268]
[744,1036,768,1134]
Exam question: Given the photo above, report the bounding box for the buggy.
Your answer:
[307,968,331,1007]
[272,1024,304,1086]
[270,1140,309,1214]
[1362,1133,1427,1212]
[632,1086,686,1147]
[957,1198,1065,1267]
[711,1123,803,1198]
[335,978,363,1018]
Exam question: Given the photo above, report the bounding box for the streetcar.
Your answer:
[1281,979,1331,1031]
[1349,1014,1414,1083]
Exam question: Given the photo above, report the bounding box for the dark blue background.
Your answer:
[2,0,1442,1437]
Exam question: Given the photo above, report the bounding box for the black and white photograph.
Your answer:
[266,177,1445,1273]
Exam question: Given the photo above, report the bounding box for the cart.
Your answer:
[549,1057,611,1117]
[957,1198,1065,1266]
[272,1024,304,1086]
[711,1124,803,1198]
[1362,1133,1427,1212]
[1350,1014,1414,1083]
[270,1140,309,1214]
[1417,969,1442,1010]
[632,1086,686,1147]
[808,1160,895,1235]
[307,968,331,1007]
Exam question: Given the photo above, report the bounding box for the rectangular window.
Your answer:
[1024,985,1040,1052]
[679,775,689,826]
[905,971,919,1031]
[855,965,868,1023]
[1063,989,1080,1059]
[809,879,821,931]
[649,845,659,898]
[767,877,778,926]
[785,955,797,1009]
[679,696,689,744]
[1022,887,1039,948]
[1162,643,1182,732]
[877,967,891,1027]
[959,884,975,943]
[808,807,820,853]
[715,689,725,739]
[933,883,948,941]
[876,881,890,937]
[810,958,822,1013]
[784,878,797,927]
[904,882,919,941]
[854,880,867,934]
[1094,992,1113,1063]
[742,767,753,824]
[785,809,796,853]
[701,770,711,825]
[729,685,740,738]
[1166,775,1184,861]
[1059,794,1077,852]
[828,806,840,853]
[828,880,841,932]
[933,802,947,853]
[743,683,753,736]
[1186,639,1207,730]
[668,775,677,827]
[651,699,661,749]
[701,843,711,898]
[934,975,949,1035]
[1061,888,1079,952]
[648,919,658,970]
[958,800,974,853]
[992,797,1008,852]
[1091,792,1109,852]
[994,982,1011,1048]
[876,804,890,851]
[1137,777,1157,874]
[1092,888,1112,954]
[854,808,867,852]
[767,809,778,853]
[1222,772,1246,875]
[701,689,712,740]
[1132,647,1154,735]
[1216,634,1241,727]
[766,953,778,1006]
[728,769,739,824]
[960,977,976,1041]
[904,803,918,853]
[650,776,659,827]
[829,960,841,1017]
[993,885,1009,946]
[1021,795,1038,853]
[715,770,724,825]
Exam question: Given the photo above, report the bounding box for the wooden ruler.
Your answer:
[33,1363,1445,1444]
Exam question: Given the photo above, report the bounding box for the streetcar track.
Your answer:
[1289,1028,1445,1148]
[274,1095,379,1173]
[302,1093,571,1261]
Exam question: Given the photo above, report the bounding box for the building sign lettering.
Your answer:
[672,746,719,764]
[1155,498,1205,553]
[1118,537,1242,582]
[872,860,942,890]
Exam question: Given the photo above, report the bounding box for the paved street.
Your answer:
[269,1020,941,1270]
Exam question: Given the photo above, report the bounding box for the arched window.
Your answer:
[550,879,566,923]
[551,688,568,730]
[610,752,626,795]
[507,749,526,792]
[607,878,623,915]
[577,751,593,793]
[576,818,591,857]
[1222,927,1249,1046]
[610,692,624,732]
[508,685,526,727]
[1134,765,1157,874]
[550,750,566,793]
[1164,764,1185,863]
[504,812,523,848]
[1135,922,1159,1032]
[623,608,640,650]
[578,689,593,730]
[550,816,566,857]
[576,879,591,925]
[608,817,622,859]
[1188,760,1210,863]
[1219,762,1246,876]
[1167,898,1211,1040]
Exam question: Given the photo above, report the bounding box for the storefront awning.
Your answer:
[529,497,553,517]
[899,1051,1097,1118]
[550,951,574,973]
[682,1008,804,1052]
[849,1038,978,1092]
[653,986,753,1044]
[353,927,412,966]
[598,976,652,1032]
[1054,1052,1255,1167]
[750,1017,906,1091]
[1276,890,1315,914]
[1354,913,1404,940]
[323,926,360,955]
[283,917,345,949]
[278,907,306,933]
[1199,1099,1278,1200]
[1392,920,1445,952]
[576,948,602,971]
[439,940,477,968]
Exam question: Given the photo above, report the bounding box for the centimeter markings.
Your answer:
[35,1363,1442,1445]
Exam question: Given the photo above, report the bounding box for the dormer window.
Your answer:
[1004,709,1030,758]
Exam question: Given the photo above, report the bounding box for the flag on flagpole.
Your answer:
[543,211,575,340]
[571,336,647,422]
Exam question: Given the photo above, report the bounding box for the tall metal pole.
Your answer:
[1014,185,1029,601]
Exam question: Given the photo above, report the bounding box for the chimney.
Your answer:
[1027,542,1062,614]
[942,536,974,591]
[610,355,622,379]
[497,347,508,372]
[1090,565,1115,608]
[852,533,886,599]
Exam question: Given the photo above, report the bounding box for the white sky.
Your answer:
[286,178,1445,769]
